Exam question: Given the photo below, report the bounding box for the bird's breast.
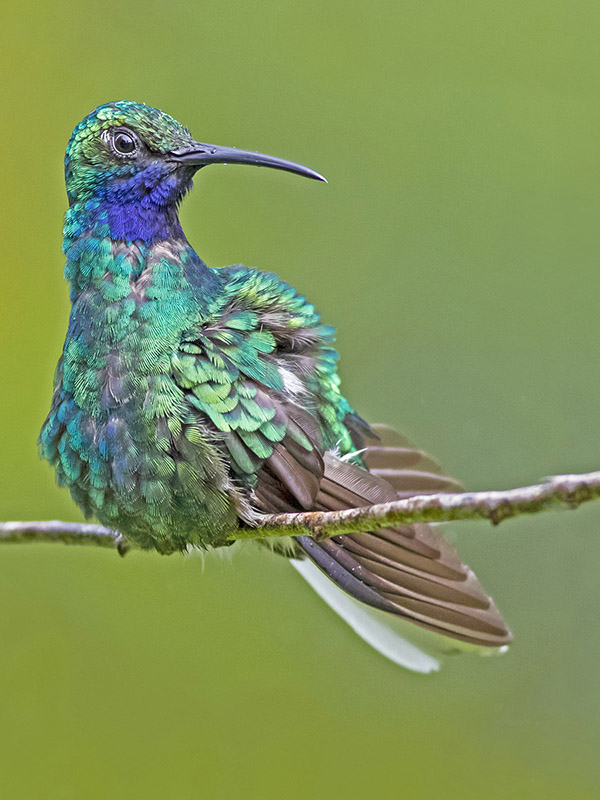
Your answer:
[61,238,206,413]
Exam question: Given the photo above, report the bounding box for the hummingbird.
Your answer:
[40,101,511,672]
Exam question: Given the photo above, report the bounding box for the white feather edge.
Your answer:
[290,557,509,673]
[186,541,508,672]
[290,556,441,673]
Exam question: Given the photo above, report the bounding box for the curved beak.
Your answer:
[169,141,326,183]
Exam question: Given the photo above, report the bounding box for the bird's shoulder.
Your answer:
[170,265,354,485]
[210,264,329,334]
[175,265,340,396]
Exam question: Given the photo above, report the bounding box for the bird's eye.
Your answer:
[111,130,137,156]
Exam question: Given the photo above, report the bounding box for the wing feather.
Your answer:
[173,268,510,651]
[296,453,511,647]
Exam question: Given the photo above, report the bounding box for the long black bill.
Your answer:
[170,141,326,182]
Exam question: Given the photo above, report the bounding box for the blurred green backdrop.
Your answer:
[1,1,600,798]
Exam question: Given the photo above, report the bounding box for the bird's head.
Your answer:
[64,101,325,241]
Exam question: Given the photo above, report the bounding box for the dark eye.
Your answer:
[112,130,137,156]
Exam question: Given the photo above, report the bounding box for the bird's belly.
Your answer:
[41,371,238,552]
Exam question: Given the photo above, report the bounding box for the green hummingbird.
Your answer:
[40,101,511,672]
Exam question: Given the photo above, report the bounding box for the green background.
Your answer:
[1,1,599,797]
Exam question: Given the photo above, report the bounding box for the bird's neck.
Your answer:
[62,198,218,300]
[65,193,185,245]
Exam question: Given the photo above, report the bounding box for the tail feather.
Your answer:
[294,449,512,654]
[252,415,512,668]
[290,556,442,673]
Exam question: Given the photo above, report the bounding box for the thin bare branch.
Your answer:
[0,520,127,552]
[247,469,600,540]
[1,469,600,549]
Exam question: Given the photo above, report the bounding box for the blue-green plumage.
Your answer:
[40,101,511,664]
[40,102,352,552]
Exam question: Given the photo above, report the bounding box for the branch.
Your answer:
[249,469,600,540]
[0,520,128,553]
[1,470,600,550]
